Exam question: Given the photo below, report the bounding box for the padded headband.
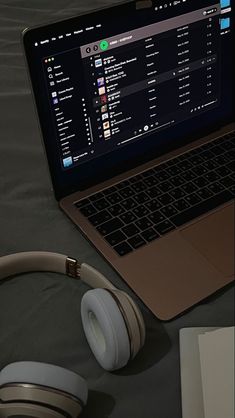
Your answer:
[0,252,116,290]
[0,252,146,372]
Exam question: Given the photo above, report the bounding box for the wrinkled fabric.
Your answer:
[0,2,234,417]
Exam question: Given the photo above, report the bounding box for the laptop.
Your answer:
[23,0,234,320]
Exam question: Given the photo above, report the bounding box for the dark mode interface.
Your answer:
[32,0,232,171]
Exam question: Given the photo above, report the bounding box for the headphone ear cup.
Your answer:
[0,362,88,415]
[120,291,146,348]
[81,289,131,371]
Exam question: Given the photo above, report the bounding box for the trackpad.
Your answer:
[180,203,234,278]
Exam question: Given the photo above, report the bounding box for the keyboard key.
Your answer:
[194,176,210,188]
[134,192,150,205]
[181,182,198,195]
[105,231,126,246]
[226,162,235,172]
[197,187,213,200]
[192,165,208,177]
[158,181,174,193]
[108,204,123,216]
[200,150,215,160]
[89,192,104,202]
[97,218,124,236]
[122,198,136,211]
[167,157,181,166]
[182,170,197,182]
[146,186,162,199]
[216,166,232,177]
[171,191,234,227]
[213,155,229,166]
[170,175,185,187]
[120,211,137,224]
[229,185,235,196]
[114,242,133,256]
[129,177,137,184]
[210,145,224,156]
[107,192,123,205]
[173,199,190,212]
[166,165,182,176]
[170,187,186,199]
[141,228,160,242]
[221,141,235,151]
[149,210,165,224]
[220,176,234,188]
[88,210,112,226]
[158,193,174,206]
[75,199,90,208]
[145,176,158,187]
[202,141,216,151]
[145,199,162,212]
[202,160,219,171]
[189,155,204,165]
[146,168,156,176]
[161,204,178,218]
[117,180,131,189]
[177,160,193,171]
[204,171,221,183]
[119,187,134,199]
[122,223,140,238]
[157,162,168,171]
[93,198,110,211]
[185,193,202,206]
[103,186,117,196]
[132,181,146,193]
[135,217,153,231]
[133,205,150,217]
[128,235,146,250]
[154,170,169,182]
[155,220,176,235]
[80,204,97,217]
[207,182,224,195]
[131,173,144,182]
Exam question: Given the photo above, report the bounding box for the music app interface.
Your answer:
[40,1,227,171]
[82,5,221,149]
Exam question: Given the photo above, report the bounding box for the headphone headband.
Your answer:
[0,252,116,291]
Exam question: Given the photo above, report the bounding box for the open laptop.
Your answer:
[23,0,234,320]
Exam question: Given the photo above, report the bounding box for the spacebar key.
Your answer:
[171,191,233,227]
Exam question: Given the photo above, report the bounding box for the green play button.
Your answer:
[100,40,109,51]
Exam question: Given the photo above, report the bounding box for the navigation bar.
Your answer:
[81,4,220,58]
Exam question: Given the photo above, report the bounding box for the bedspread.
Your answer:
[0,1,234,417]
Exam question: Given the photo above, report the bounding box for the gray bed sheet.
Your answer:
[0,1,234,417]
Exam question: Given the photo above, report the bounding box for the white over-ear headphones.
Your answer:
[0,252,146,418]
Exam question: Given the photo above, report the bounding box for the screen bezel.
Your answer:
[23,0,235,201]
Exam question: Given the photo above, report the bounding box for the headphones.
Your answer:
[0,252,146,418]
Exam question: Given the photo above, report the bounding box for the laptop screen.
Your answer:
[23,0,234,199]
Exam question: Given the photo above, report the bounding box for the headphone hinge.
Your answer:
[66,257,81,279]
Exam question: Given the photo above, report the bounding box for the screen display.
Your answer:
[23,0,234,199]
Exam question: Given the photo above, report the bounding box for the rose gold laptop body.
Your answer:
[61,123,235,320]
[23,0,234,320]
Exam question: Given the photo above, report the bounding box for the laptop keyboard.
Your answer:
[75,132,235,256]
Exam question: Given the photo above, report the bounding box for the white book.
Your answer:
[198,327,234,418]
[180,327,218,418]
